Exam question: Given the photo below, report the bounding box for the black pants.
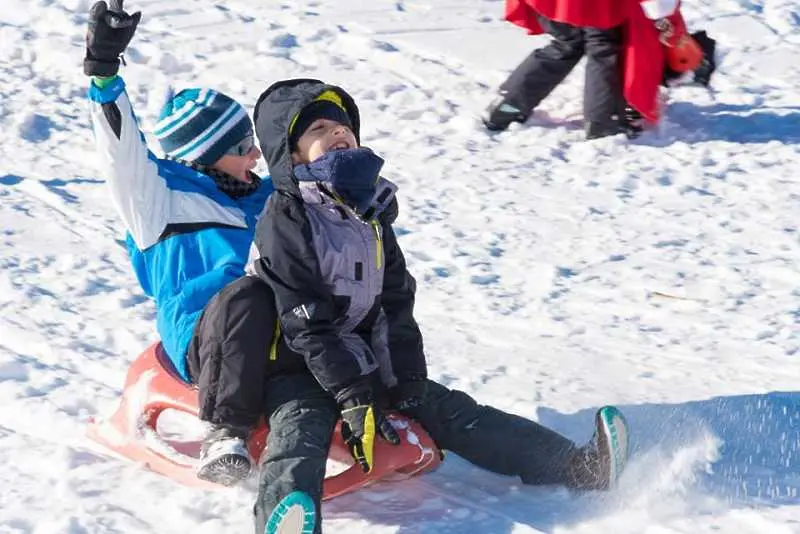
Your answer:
[501,14,624,128]
[253,374,577,534]
[186,275,278,430]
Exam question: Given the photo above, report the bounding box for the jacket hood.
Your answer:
[253,78,361,195]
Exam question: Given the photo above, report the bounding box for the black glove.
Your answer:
[389,377,428,414]
[691,31,716,87]
[84,0,141,77]
[339,392,400,473]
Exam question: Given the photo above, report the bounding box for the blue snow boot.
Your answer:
[483,91,529,131]
[566,405,630,490]
[264,491,316,534]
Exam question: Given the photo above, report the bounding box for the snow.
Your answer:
[1,0,798,532]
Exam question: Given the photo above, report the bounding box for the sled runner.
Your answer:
[87,343,442,499]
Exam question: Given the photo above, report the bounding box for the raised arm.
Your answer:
[85,1,169,249]
[88,77,169,249]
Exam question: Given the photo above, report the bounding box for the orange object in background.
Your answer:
[665,34,703,72]
[87,342,442,497]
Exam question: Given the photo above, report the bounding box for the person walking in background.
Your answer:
[84,0,276,487]
[485,0,714,139]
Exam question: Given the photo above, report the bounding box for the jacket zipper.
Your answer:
[370,219,383,270]
[318,183,382,279]
[268,320,280,360]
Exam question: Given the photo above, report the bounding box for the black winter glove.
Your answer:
[84,0,141,77]
[389,377,428,414]
[339,392,400,473]
[691,31,717,87]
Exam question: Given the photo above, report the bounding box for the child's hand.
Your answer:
[339,394,400,473]
[84,0,141,76]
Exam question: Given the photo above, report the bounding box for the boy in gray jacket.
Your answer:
[251,78,630,534]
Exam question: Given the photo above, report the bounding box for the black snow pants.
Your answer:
[500,14,625,131]
[187,275,278,430]
[253,374,578,534]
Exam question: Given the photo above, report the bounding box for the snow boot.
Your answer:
[584,120,626,140]
[483,92,529,131]
[622,106,644,139]
[264,491,316,534]
[565,405,629,490]
[196,425,251,486]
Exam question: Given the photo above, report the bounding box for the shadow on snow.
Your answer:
[665,103,800,145]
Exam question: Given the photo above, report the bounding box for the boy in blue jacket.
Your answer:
[85,0,275,486]
[250,78,631,534]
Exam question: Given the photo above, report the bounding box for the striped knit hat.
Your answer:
[154,88,252,165]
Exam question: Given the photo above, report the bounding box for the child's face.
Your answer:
[292,118,358,164]
[211,141,261,183]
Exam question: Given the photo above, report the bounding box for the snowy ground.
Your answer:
[1,0,798,532]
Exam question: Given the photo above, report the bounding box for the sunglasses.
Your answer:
[226,134,256,157]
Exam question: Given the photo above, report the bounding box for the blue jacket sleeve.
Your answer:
[88,76,170,249]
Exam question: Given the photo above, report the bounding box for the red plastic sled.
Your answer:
[87,343,442,499]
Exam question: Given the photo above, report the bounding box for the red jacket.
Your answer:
[512,0,629,29]
[505,0,688,122]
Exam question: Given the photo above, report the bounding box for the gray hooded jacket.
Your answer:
[252,79,427,403]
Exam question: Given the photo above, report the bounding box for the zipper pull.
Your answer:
[370,220,383,270]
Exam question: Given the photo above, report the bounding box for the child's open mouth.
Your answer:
[328,141,350,151]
